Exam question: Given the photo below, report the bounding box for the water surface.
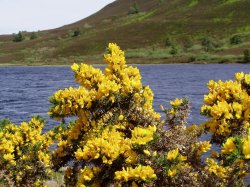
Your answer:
[0,64,250,132]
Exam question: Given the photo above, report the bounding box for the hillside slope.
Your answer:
[0,0,250,65]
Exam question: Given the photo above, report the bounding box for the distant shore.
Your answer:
[0,57,246,67]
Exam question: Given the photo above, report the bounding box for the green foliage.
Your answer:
[201,36,216,51]
[126,47,171,59]
[188,56,197,62]
[243,49,250,63]
[202,36,226,50]
[189,0,199,7]
[230,34,242,45]
[169,45,178,55]
[183,36,194,50]
[223,0,241,4]
[0,118,11,130]
[158,0,166,5]
[13,31,25,42]
[72,28,81,37]
[128,1,140,15]
[165,36,175,47]
[30,32,38,40]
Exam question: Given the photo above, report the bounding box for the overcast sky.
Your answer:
[0,0,115,34]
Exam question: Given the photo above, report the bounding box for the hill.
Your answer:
[0,0,250,65]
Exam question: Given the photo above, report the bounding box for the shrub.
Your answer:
[0,117,54,186]
[13,31,25,42]
[72,29,81,37]
[30,32,38,40]
[48,43,250,186]
[49,43,161,186]
[201,37,215,51]
[189,56,196,62]
[230,34,242,45]
[128,1,140,15]
[183,36,194,50]
[169,45,178,55]
[243,49,250,63]
[200,72,250,185]
[0,118,11,129]
[165,36,175,47]
[201,36,218,51]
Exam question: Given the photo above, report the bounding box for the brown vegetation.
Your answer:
[0,0,250,65]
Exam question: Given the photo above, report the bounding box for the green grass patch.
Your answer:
[126,47,172,59]
[213,18,231,24]
[188,0,199,7]
[121,11,155,26]
[237,27,250,36]
[223,0,242,4]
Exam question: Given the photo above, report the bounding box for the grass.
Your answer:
[126,47,171,59]
[223,0,242,4]
[45,171,65,187]
[121,10,156,26]
[124,32,250,64]
[2,31,249,65]
[188,0,199,7]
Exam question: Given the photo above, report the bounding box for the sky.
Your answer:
[0,0,115,35]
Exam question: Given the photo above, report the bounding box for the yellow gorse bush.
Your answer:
[49,43,160,186]
[1,43,250,186]
[0,117,53,186]
[201,73,250,142]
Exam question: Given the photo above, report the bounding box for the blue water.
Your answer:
[0,64,250,132]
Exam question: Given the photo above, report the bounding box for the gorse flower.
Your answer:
[201,72,250,143]
[205,158,228,179]
[49,43,160,186]
[114,165,156,182]
[0,117,53,186]
[221,137,236,154]
[166,148,179,160]
[170,98,183,107]
[194,141,211,156]
[242,136,250,159]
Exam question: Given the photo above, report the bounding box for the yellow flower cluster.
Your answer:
[75,127,130,164]
[76,166,101,187]
[114,165,156,182]
[167,163,191,178]
[49,43,160,186]
[71,63,105,90]
[242,136,250,159]
[74,125,157,166]
[221,135,250,160]
[221,137,236,154]
[0,117,53,186]
[170,98,183,107]
[166,148,179,160]
[193,141,211,156]
[201,72,250,140]
[48,86,90,118]
[205,158,228,179]
[165,148,188,178]
[131,125,156,145]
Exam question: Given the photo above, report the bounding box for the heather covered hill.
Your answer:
[0,0,250,65]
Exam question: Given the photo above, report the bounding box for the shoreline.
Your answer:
[0,61,246,67]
